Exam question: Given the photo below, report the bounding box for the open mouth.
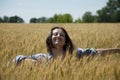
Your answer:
[55,39,61,43]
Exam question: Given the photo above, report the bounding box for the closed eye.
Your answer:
[52,33,65,37]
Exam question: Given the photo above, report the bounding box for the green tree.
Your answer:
[38,17,47,23]
[56,14,63,23]
[52,13,73,23]
[3,16,9,23]
[47,17,54,23]
[9,16,24,23]
[97,7,110,22]
[0,17,3,22]
[97,0,120,22]
[63,14,73,23]
[74,18,82,23]
[53,14,58,23]
[17,17,24,23]
[52,14,63,23]
[82,11,94,23]
[30,18,38,23]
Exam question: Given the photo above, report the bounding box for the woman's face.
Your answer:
[52,28,65,48]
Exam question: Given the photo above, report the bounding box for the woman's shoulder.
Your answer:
[76,48,98,56]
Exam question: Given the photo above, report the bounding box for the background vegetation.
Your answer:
[0,0,120,23]
[0,23,120,80]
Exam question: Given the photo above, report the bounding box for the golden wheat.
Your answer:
[0,23,120,80]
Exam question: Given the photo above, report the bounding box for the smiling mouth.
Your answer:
[54,38,62,43]
[55,39,60,43]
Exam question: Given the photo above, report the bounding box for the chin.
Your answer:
[54,43,64,46]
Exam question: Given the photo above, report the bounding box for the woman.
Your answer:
[13,26,120,65]
[13,27,74,65]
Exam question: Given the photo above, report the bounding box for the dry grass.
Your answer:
[0,23,120,80]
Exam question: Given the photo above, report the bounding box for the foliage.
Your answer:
[52,13,73,23]
[0,16,24,23]
[0,17,3,22]
[74,18,82,23]
[30,18,38,23]
[97,0,120,22]
[62,13,73,23]
[29,13,73,23]
[3,16,9,23]
[0,0,120,23]
[9,16,24,23]
[82,12,95,23]
[0,23,120,80]
[38,17,48,23]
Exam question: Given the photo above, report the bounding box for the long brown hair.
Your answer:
[46,27,74,55]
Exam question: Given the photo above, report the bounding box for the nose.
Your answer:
[57,33,61,37]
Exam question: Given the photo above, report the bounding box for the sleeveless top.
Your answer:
[13,48,98,65]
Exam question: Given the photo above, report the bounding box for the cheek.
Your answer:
[63,38,65,43]
[51,36,55,43]
[61,38,65,45]
[52,36,54,40]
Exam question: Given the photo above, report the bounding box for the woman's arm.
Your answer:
[96,48,120,55]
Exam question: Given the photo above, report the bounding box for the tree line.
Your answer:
[0,0,120,23]
[0,16,24,23]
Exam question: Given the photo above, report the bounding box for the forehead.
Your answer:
[52,28,64,33]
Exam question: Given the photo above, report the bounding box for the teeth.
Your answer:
[56,39,59,41]
[56,42,58,43]
[55,39,60,43]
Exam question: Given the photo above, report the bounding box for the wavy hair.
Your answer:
[46,27,74,55]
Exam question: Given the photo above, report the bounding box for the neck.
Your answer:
[52,47,65,59]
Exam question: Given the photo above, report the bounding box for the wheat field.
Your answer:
[0,23,120,80]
